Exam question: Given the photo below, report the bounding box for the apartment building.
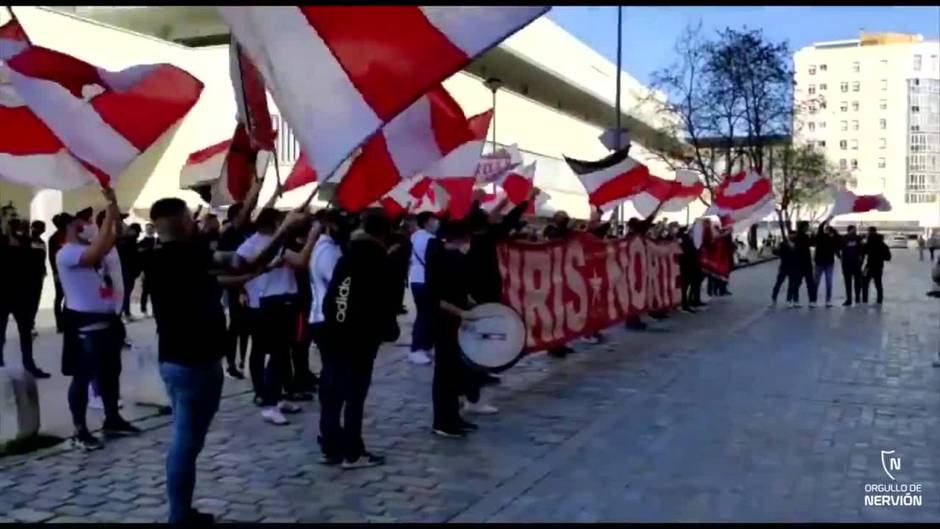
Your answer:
[794,31,940,231]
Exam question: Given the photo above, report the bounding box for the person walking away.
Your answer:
[917,235,926,261]
[838,225,864,306]
[426,219,479,438]
[308,209,347,463]
[57,191,139,451]
[862,227,891,305]
[408,212,442,365]
[770,230,795,307]
[236,208,319,425]
[787,221,817,308]
[138,223,158,317]
[813,221,838,307]
[320,210,400,468]
[0,219,50,377]
[49,214,70,333]
[148,197,305,524]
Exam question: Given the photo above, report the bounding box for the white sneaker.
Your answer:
[579,335,603,345]
[261,407,289,425]
[462,399,499,415]
[808,302,817,308]
[407,351,432,365]
[278,401,302,414]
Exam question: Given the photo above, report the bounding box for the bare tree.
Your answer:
[771,143,837,236]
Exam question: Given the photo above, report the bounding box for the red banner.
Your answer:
[497,232,682,352]
[699,234,733,282]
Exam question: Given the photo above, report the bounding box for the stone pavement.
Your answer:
[0,250,937,523]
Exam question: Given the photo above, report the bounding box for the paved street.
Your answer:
[1,251,938,523]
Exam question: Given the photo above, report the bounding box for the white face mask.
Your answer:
[77,222,98,243]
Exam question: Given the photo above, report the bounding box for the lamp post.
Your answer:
[612,6,624,228]
[485,77,503,193]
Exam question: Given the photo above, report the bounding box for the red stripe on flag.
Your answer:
[6,47,104,99]
[853,195,881,212]
[283,151,317,192]
[300,6,468,122]
[335,134,401,212]
[427,86,472,153]
[467,110,493,141]
[588,164,651,207]
[184,139,231,166]
[91,65,204,151]
[0,18,28,41]
[410,177,433,199]
[501,172,532,205]
[713,177,771,210]
[0,106,64,154]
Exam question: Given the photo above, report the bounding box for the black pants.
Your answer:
[53,277,65,332]
[842,265,863,303]
[140,273,152,314]
[862,268,884,304]
[68,325,123,430]
[316,334,378,461]
[432,333,466,429]
[249,298,298,406]
[287,316,315,393]
[121,271,138,317]
[0,302,39,370]
[226,296,251,370]
[787,265,816,303]
[771,266,789,302]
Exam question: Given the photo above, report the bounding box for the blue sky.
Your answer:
[549,6,940,86]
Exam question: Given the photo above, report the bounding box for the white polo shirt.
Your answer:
[408,229,435,285]
[236,232,298,309]
[308,235,342,324]
[57,243,123,315]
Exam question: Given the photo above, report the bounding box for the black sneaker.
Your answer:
[180,509,215,525]
[342,451,385,470]
[433,425,466,438]
[26,367,51,379]
[649,312,669,320]
[285,392,315,402]
[480,373,502,386]
[225,366,245,380]
[318,454,343,466]
[70,430,103,451]
[842,300,852,307]
[102,418,142,437]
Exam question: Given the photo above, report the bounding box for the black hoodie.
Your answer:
[322,231,400,353]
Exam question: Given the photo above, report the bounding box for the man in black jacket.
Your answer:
[862,227,891,304]
[813,220,839,307]
[787,221,817,307]
[770,230,795,306]
[838,225,864,306]
[320,210,400,469]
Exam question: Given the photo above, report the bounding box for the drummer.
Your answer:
[425,218,479,438]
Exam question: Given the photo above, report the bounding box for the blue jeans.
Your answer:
[160,361,223,524]
[814,264,834,303]
[410,282,434,353]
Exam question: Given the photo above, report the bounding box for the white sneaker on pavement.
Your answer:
[261,407,289,425]
[407,351,432,365]
[462,399,499,415]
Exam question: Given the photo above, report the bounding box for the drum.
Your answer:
[458,303,526,373]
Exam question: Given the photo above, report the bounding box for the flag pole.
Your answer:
[612,5,624,231]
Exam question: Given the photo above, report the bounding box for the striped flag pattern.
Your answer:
[830,188,892,217]
[0,17,203,189]
[219,6,548,185]
[631,168,705,218]
[565,147,652,212]
[703,169,775,225]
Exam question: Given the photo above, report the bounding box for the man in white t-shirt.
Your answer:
[57,188,140,451]
[235,208,320,426]
[407,212,441,365]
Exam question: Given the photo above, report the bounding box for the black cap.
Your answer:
[74,207,93,222]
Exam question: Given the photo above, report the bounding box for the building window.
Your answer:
[852,101,859,111]
[879,138,886,149]
[880,118,887,130]
[878,157,886,168]
[914,54,922,71]
[820,83,827,91]
[840,82,849,93]
[820,101,827,110]
[819,121,826,129]
[879,99,887,110]
[820,64,827,72]
[809,64,816,75]
[839,140,848,150]
[852,120,859,131]
[839,159,847,170]
[851,159,858,169]
[808,84,816,95]
[912,104,920,113]
[852,81,860,92]
[852,61,860,73]
[880,79,887,90]
[851,139,858,150]
[808,122,815,132]
[840,120,848,131]
[818,140,826,148]
[840,101,848,112]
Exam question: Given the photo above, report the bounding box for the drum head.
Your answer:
[458,303,526,373]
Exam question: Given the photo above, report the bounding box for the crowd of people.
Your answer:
[1,177,921,524]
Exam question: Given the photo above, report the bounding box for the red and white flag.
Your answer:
[333,85,477,211]
[830,188,892,217]
[230,41,275,151]
[180,125,273,206]
[495,161,539,207]
[631,168,705,218]
[220,6,549,184]
[0,17,203,189]
[704,169,774,225]
[377,173,428,217]
[565,148,652,212]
